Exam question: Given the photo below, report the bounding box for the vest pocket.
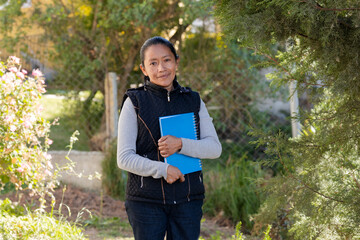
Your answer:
[189,171,205,196]
[127,174,164,201]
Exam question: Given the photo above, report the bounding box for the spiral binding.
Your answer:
[192,114,202,168]
[193,114,200,140]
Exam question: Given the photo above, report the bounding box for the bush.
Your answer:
[203,153,266,229]
[0,56,56,206]
[101,141,127,200]
[0,56,88,239]
[0,198,86,240]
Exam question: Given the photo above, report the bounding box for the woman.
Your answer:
[117,36,222,240]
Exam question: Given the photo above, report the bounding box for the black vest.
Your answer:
[122,79,205,204]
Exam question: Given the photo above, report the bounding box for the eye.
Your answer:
[164,58,171,62]
[150,62,157,66]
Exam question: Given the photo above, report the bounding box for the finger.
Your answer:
[180,175,185,182]
[158,136,168,143]
[160,152,168,158]
[158,142,168,149]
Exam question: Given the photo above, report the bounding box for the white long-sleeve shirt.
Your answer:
[117,97,222,179]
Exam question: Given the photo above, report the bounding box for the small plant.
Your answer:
[231,222,244,240]
[203,153,265,229]
[199,221,272,240]
[101,140,127,200]
[0,198,86,239]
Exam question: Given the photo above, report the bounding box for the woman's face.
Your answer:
[140,44,179,92]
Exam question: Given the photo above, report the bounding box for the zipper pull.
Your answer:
[167,92,170,102]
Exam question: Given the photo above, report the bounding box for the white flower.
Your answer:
[9,67,18,73]
[32,69,43,77]
[43,152,52,160]
[16,72,25,79]
[9,56,20,65]
[10,125,17,132]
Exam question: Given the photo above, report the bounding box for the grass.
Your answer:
[0,198,87,240]
[40,93,93,151]
[83,216,133,239]
[202,152,265,229]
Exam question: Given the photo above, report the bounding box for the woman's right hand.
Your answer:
[166,165,185,184]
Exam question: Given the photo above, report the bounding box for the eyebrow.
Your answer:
[148,55,172,61]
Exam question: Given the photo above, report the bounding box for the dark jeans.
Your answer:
[125,199,203,240]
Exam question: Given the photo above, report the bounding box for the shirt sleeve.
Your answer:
[117,97,169,179]
[179,99,222,159]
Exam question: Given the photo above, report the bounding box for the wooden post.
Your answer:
[105,72,118,150]
[289,80,301,138]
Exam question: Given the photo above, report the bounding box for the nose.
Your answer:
[158,62,166,72]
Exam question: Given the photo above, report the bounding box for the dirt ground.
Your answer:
[1,184,235,239]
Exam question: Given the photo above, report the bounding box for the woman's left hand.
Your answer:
[158,135,182,158]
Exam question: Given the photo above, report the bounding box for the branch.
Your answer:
[249,47,297,80]
[91,0,102,38]
[156,0,180,22]
[301,81,330,87]
[298,0,360,11]
[59,0,70,14]
[351,172,360,191]
[276,147,344,203]
[169,24,190,44]
[250,47,331,88]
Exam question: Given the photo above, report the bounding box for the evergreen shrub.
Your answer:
[212,0,360,238]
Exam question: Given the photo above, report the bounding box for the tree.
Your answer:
[0,0,209,142]
[212,0,360,239]
[1,0,208,92]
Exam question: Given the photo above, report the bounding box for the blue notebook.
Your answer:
[159,112,202,174]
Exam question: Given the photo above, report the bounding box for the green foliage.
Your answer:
[40,95,92,151]
[0,198,86,240]
[60,90,105,140]
[0,0,213,146]
[200,221,272,240]
[83,215,131,238]
[231,222,244,240]
[252,90,360,239]
[203,153,265,229]
[0,57,56,205]
[0,198,25,217]
[212,0,360,239]
[0,0,209,91]
[179,33,283,146]
[101,141,127,200]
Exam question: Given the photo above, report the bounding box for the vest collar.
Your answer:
[144,76,181,95]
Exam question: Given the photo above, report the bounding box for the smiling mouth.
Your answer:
[158,74,170,79]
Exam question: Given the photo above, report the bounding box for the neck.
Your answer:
[165,84,174,92]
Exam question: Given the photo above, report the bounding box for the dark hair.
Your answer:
[140,36,179,66]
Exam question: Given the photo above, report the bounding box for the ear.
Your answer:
[175,57,180,68]
[140,64,148,76]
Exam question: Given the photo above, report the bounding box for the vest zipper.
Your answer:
[167,91,170,102]
[161,178,166,204]
[187,174,191,202]
[140,176,144,188]
[158,150,166,204]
